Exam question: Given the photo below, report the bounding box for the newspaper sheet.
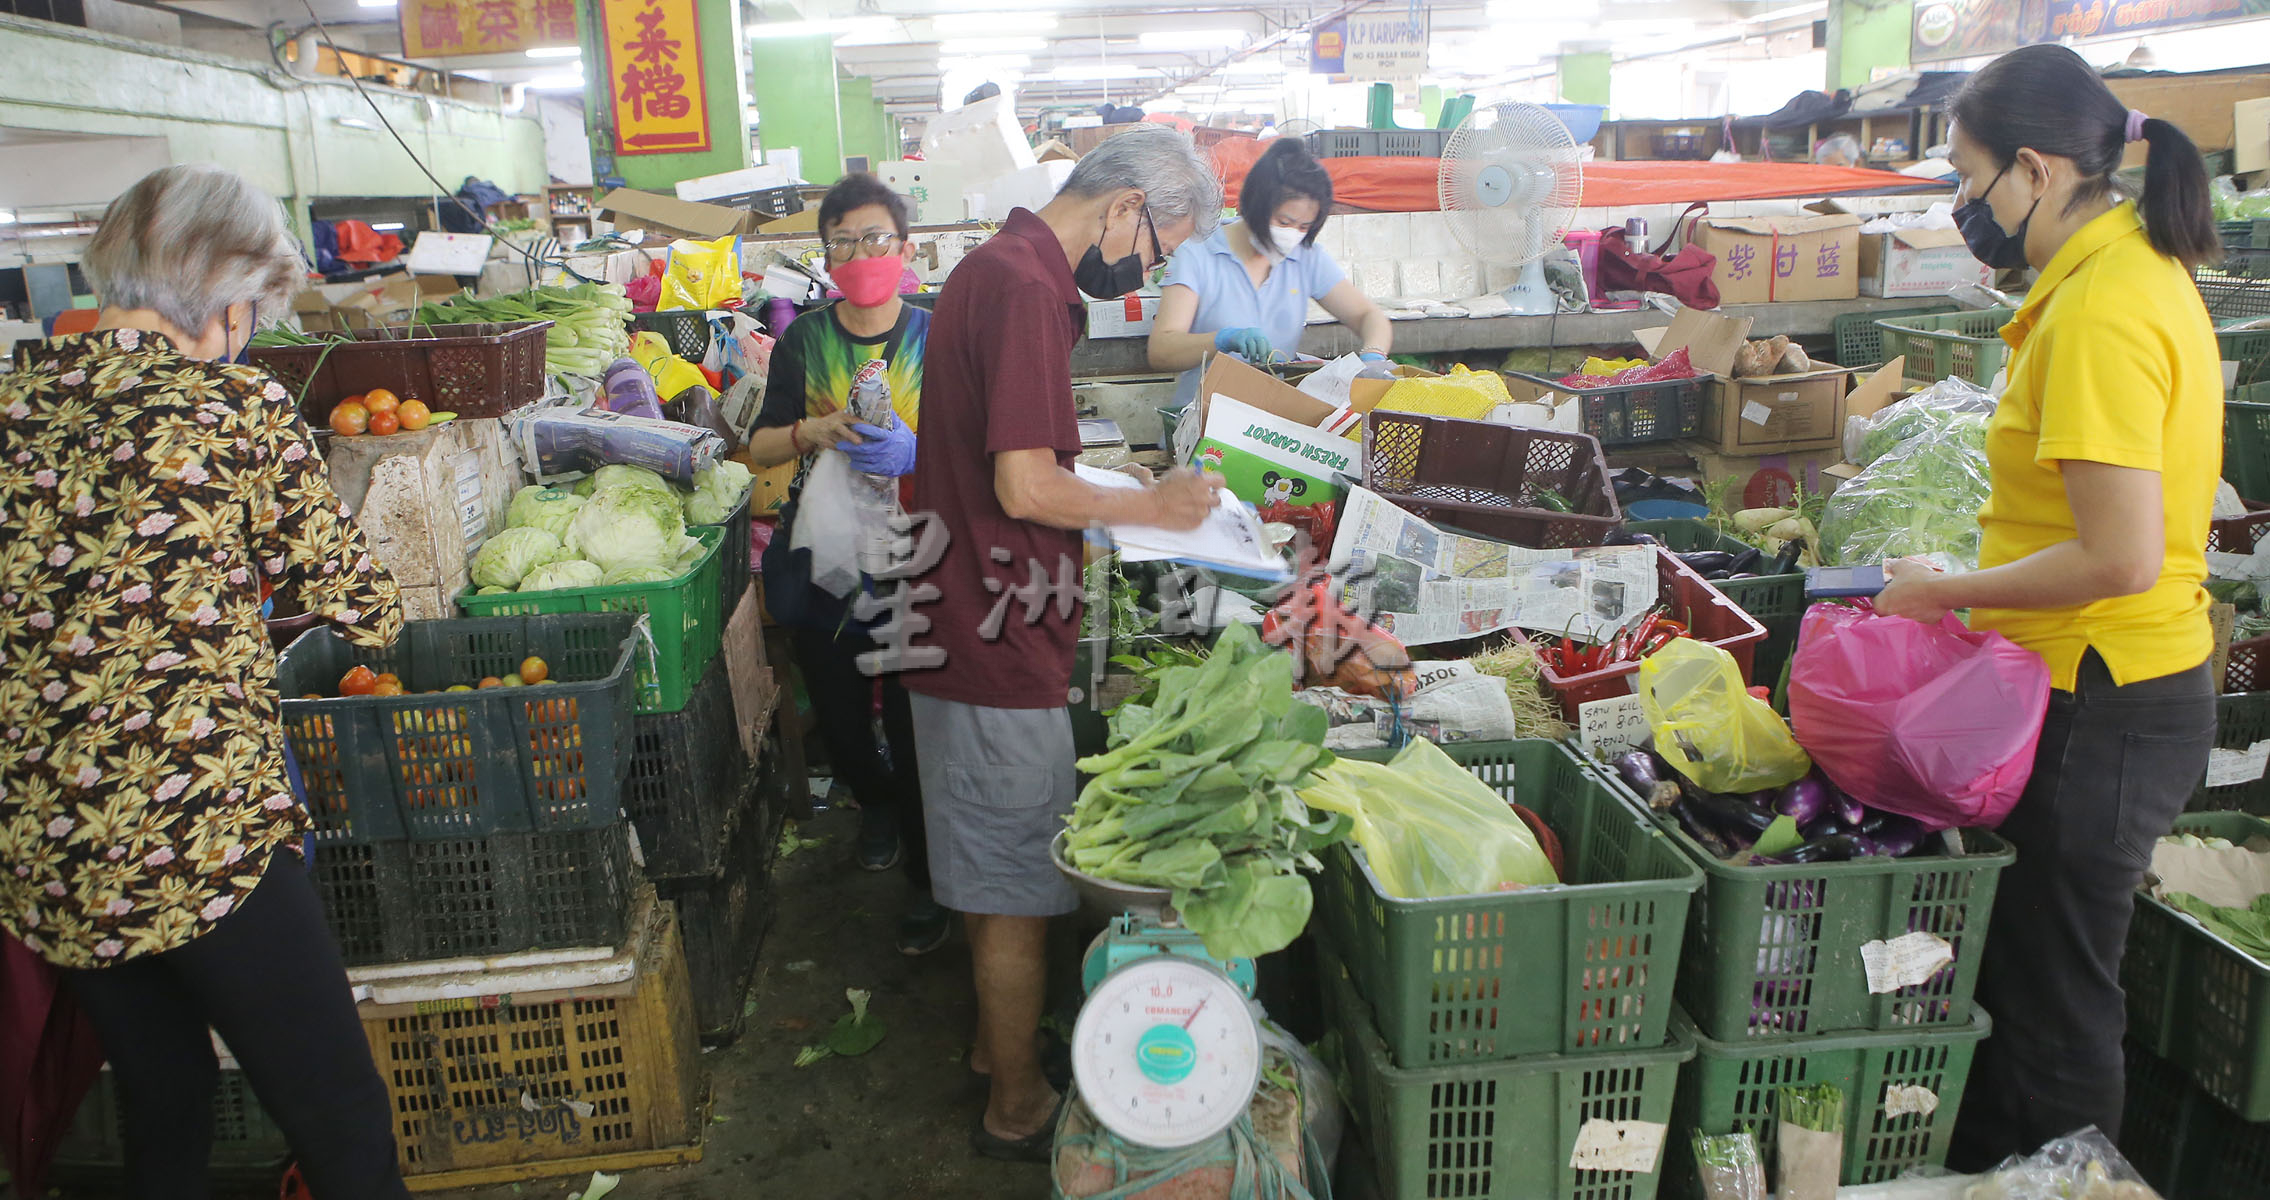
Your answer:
[1330,487,1658,646]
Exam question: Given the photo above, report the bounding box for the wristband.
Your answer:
[789,420,806,455]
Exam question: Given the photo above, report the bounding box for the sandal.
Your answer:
[971,1099,1064,1164]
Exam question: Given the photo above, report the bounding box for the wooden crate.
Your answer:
[361,898,704,1184]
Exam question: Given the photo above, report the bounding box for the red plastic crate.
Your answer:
[1538,547,1768,722]
[1362,411,1621,548]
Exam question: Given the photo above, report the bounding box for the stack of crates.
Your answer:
[1312,740,1704,1200]
[641,581,786,1045]
[2119,809,2270,1193]
[1590,763,2013,1192]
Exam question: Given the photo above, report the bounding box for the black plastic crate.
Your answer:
[692,487,753,618]
[631,309,719,361]
[55,1066,288,1187]
[660,758,782,1045]
[626,663,747,879]
[2199,248,2270,318]
[2188,690,2270,815]
[1509,370,1703,446]
[312,824,635,965]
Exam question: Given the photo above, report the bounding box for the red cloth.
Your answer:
[1209,139,1937,212]
[904,208,1086,708]
[329,220,403,265]
[0,934,104,1193]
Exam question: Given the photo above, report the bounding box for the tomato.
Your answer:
[362,388,400,415]
[367,410,400,436]
[519,656,550,685]
[338,665,379,696]
[329,401,369,437]
[396,399,432,431]
[371,679,405,697]
[477,676,504,689]
[375,672,402,689]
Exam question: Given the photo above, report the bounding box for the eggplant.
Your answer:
[1799,814,1853,842]
[1769,539,1805,575]
[1685,788,1777,837]
[1704,570,1732,580]
[1613,751,1682,810]
[1728,547,1764,575]
[1870,819,1929,858]
[1784,835,1862,864]
[1774,776,1834,827]
[1671,798,1736,859]
[1832,788,1866,828]
[1677,551,1738,575]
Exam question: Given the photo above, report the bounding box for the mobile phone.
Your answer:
[1805,564,1887,599]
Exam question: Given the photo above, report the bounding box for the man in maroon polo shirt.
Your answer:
[900,125,1225,1161]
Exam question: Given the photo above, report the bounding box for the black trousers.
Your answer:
[65,855,407,1200]
[792,623,929,889]
[1948,652,2214,1170]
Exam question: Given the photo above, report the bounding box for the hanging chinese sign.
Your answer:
[599,0,711,156]
[400,0,579,59]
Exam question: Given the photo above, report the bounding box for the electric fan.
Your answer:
[1438,101,1585,315]
[1274,117,1320,139]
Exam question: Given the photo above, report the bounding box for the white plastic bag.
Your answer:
[790,450,866,597]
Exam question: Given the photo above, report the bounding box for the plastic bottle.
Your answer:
[847,358,900,576]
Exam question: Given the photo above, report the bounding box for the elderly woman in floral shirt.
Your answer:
[0,164,408,1198]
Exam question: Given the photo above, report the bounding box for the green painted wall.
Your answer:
[1829,0,1914,91]
[582,0,752,191]
[1557,52,1611,107]
[837,75,884,169]
[749,33,843,185]
[0,15,545,248]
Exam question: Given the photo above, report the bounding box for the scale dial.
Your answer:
[1072,955,1262,1150]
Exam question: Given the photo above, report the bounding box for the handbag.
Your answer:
[1595,203,1721,309]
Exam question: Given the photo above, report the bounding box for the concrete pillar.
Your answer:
[750,34,845,186]
[1556,49,1611,107]
[1827,0,1912,91]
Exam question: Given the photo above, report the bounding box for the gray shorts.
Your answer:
[909,692,1078,918]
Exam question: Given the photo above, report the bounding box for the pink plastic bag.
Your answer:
[1786,603,2051,830]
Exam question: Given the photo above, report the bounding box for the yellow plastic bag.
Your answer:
[1636,638,1811,794]
[1300,739,1557,899]
[659,234,741,311]
[1351,365,1511,437]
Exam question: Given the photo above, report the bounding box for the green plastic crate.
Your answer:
[1627,519,1806,690]
[2225,400,2270,508]
[1666,1009,1989,1190]
[2123,809,2270,1121]
[275,612,640,845]
[1323,953,1692,1200]
[2185,691,2270,814]
[2118,1039,2189,1195]
[2120,1037,2270,1199]
[55,1066,289,1186]
[2221,219,2270,252]
[2222,325,2270,399]
[1833,303,1956,368]
[456,524,722,714]
[1315,740,1704,1067]
[1589,764,2014,1041]
[1874,308,2016,390]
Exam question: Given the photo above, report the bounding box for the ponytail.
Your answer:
[2136,117,2223,269]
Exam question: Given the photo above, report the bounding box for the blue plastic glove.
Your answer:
[1214,327,1277,362]
[838,421,917,476]
[1358,351,1388,363]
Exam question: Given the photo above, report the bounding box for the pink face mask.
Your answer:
[832,254,902,308]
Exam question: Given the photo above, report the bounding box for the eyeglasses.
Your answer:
[825,231,903,261]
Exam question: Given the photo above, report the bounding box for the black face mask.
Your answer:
[1074,205,1159,299]
[1954,163,2042,270]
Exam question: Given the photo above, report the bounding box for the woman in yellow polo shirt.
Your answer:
[1874,44,2225,1166]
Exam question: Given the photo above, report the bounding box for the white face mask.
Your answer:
[1267,225,1309,257]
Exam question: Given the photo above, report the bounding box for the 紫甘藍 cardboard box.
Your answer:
[1859,226,1994,299]
[1689,212,1862,305]
[1636,307,1905,455]
[1190,355,1384,508]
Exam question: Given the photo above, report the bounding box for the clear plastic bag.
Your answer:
[1841,375,1998,467]
[1636,638,1811,795]
[1962,1127,2161,1200]
[1787,603,2051,831]
[1691,1131,1765,1200]
[1821,391,1994,569]
[1299,738,1557,899]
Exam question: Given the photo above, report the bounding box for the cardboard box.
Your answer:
[1636,308,1904,455]
[1187,356,1383,509]
[1086,294,1161,339]
[2236,96,2269,177]
[1674,440,1851,502]
[291,274,460,332]
[1690,213,1862,304]
[596,188,762,239]
[2106,72,2270,165]
[1859,227,1994,299]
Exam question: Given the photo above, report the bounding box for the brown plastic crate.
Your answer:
[1361,412,1620,548]
[250,320,551,425]
[2209,500,2270,553]
[1538,547,1768,722]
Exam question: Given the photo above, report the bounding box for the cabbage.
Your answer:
[670,534,707,571]
[1821,412,1993,569]
[685,461,754,525]
[477,585,511,595]
[506,485,585,538]
[517,559,605,592]
[565,486,685,573]
[602,564,679,586]
[584,464,670,496]
[469,528,566,590]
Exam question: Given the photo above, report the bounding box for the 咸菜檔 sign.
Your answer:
[600,0,711,157]
[400,0,579,59]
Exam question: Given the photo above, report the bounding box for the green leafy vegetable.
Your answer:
[517,559,605,592]
[1063,622,1345,959]
[1779,1082,1847,1133]
[470,528,566,590]
[686,461,754,525]
[1753,815,1804,859]
[506,484,585,539]
[566,486,686,574]
[2166,891,2270,962]
[824,988,886,1056]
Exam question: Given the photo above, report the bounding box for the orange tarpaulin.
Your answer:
[1209,138,1941,213]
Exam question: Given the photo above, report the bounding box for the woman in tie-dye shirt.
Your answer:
[0,164,409,1199]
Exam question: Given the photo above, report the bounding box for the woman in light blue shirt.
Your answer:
[1148,137,1392,409]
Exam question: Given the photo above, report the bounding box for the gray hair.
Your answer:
[82,164,303,338]
[1059,124,1224,234]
